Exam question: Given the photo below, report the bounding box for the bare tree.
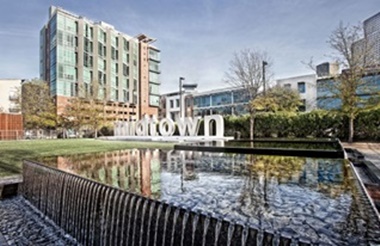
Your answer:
[325,22,379,142]
[225,49,272,139]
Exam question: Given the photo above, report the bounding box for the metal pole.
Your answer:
[179,77,184,119]
[262,61,267,95]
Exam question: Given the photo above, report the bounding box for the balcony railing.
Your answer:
[9,95,19,101]
[8,107,21,113]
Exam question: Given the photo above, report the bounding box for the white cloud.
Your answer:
[0,0,379,93]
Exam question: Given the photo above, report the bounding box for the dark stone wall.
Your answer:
[21,160,306,246]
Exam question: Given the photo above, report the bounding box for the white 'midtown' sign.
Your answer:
[114,115,224,137]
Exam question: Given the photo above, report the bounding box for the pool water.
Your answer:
[38,149,376,245]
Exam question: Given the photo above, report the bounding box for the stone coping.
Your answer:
[174,138,345,158]
[100,136,234,142]
[0,175,22,185]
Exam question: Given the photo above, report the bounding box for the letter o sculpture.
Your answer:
[135,120,146,136]
[159,118,175,136]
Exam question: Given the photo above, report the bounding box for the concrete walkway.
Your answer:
[342,142,380,169]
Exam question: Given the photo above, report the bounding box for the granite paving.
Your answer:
[0,196,78,246]
[342,142,380,169]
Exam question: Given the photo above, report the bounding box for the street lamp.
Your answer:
[179,77,197,118]
[179,77,185,119]
[262,61,268,95]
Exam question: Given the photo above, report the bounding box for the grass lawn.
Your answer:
[0,139,174,177]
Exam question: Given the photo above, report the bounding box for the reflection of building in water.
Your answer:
[53,150,349,202]
[162,150,242,174]
[56,149,161,198]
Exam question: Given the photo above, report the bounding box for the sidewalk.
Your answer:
[342,142,380,169]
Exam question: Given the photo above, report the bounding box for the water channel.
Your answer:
[35,148,379,245]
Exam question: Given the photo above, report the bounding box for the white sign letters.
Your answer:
[114,115,225,137]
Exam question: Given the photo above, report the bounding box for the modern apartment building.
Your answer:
[353,11,380,66]
[276,74,317,111]
[0,79,22,114]
[0,79,23,140]
[364,12,380,65]
[40,6,160,121]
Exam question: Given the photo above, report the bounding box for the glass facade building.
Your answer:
[317,73,380,109]
[193,87,250,116]
[40,6,160,119]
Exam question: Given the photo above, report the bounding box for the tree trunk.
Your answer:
[348,116,354,143]
[250,113,255,140]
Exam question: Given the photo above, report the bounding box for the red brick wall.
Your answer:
[0,113,23,140]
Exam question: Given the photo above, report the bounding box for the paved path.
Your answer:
[342,142,380,169]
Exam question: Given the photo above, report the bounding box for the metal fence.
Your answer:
[0,130,58,141]
[0,130,24,140]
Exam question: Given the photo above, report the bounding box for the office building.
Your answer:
[160,87,250,120]
[159,91,196,120]
[317,71,380,110]
[276,74,317,111]
[193,87,250,116]
[40,6,160,121]
[316,62,339,78]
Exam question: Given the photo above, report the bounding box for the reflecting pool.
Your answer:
[223,141,340,150]
[38,149,378,245]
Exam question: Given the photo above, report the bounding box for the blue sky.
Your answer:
[0,0,379,93]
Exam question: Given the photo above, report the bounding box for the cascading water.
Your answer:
[22,160,311,245]
[170,208,180,246]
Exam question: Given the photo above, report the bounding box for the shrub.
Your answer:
[224,109,380,141]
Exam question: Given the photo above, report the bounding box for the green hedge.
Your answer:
[225,108,380,141]
[355,108,380,141]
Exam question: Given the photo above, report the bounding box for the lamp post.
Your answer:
[179,77,197,119]
[179,77,185,119]
[262,61,268,95]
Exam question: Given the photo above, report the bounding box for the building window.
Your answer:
[176,99,179,107]
[123,64,129,76]
[299,99,306,112]
[170,100,174,108]
[298,82,306,93]
[284,84,291,89]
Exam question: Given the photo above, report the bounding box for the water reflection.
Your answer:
[39,149,369,245]
[44,149,162,198]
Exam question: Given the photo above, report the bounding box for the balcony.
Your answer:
[149,67,161,74]
[149,55,160,63]
[9,95,19,101]
[149,80,161,85]
[9,91,19,101]
[8,106,21,113]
